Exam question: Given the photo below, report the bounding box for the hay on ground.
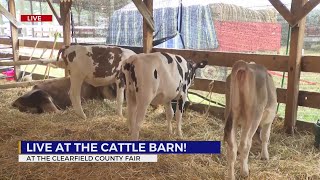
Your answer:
[0,87,319,179]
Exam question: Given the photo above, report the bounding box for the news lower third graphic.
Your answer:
[18,141,221,162]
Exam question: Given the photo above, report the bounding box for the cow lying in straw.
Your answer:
[224,60,277,179]
[122,52,207,140]
[57,45,136,119]
[12,77,116,114]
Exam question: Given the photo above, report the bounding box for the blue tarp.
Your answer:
[106,1,218,50]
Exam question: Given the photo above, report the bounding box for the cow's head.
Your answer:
[12,96,40,113]
[99,83,117,100]
[188,60,208,82]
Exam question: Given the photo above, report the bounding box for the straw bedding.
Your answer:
[0,87,319,179]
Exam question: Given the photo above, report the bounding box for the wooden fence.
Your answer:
[0,37,319,131]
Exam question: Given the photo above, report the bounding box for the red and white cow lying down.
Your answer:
[57,45,136,119]
[224,60,277,179]
[12,77,116,113]
[122,52,207,140]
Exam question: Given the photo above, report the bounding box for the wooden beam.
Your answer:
[61,1,72,25]
[4,38,320,72]
[8,0,20,80]
[0,59,57,66]
[46,0,62,25]
[293,0,320,27]
[189,103,314,133]
[0,3,21,28]
[188,103,225,119]
[0,53,13,59]
[192,79,287,105]
[19,39,64,49]
[285,0,307,134]
[153,48,289,72]
[60,1,71,45]
[0,37,11,45]
[142,0,154,53]
[297,90,320,109]
[60,1,71,76]
[0,77,68,89]
[301,56,320,72]
[192,79,320,109]
[0,37,64,49]
[193,79,225,94]
[269,0,295,26]
[132,0,155,31]
[190,103,313,133]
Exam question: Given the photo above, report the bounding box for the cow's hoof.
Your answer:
[226,176,235,180]
[261,155,269,160]
[77,114,87,119]
[168,126,172,135]
[261,151,269,160]
[240,169,249,177]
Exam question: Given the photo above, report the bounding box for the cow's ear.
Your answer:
[193,60,208,69]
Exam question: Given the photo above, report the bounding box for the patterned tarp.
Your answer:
[106,0,219,50]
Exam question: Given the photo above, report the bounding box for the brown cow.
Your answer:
[12,77,116,114]
[224,60,277,180]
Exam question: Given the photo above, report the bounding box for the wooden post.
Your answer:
[143,0,153,53]
[284,0,307,134]
[8,0,19,80]
[29,0,35,37]
[39,0,43,37]
[60,1,71,77]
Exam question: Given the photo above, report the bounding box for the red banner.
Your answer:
[214,21,282,53]
[21,15,52,22]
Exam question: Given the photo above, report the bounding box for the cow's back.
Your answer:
[248,64,277,109]
[125,53,184,104]
[33,78,106,109]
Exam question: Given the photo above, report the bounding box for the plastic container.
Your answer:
[1,69,15,81]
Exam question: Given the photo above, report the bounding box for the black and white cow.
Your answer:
[122,52,207,140]
[57,45,136,119]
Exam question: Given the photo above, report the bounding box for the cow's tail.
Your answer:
[122,55,138,93]
[56,46,70,69]
[56,48,64,61]
[224,60,249,143]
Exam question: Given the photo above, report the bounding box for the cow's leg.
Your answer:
[175,95,187,137]
[239,110,263,177]
[126,89,137,134]
[260,122,272,160]
[131,93,152,140]
[226,115,237,180]
[164,102,174,134]
[131,101,148,140]
[116,85,125,117]
[41,101,60,113]
[69,75,86,119]
[260,110,275,160]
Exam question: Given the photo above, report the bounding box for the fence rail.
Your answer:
[0,39,319,129]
